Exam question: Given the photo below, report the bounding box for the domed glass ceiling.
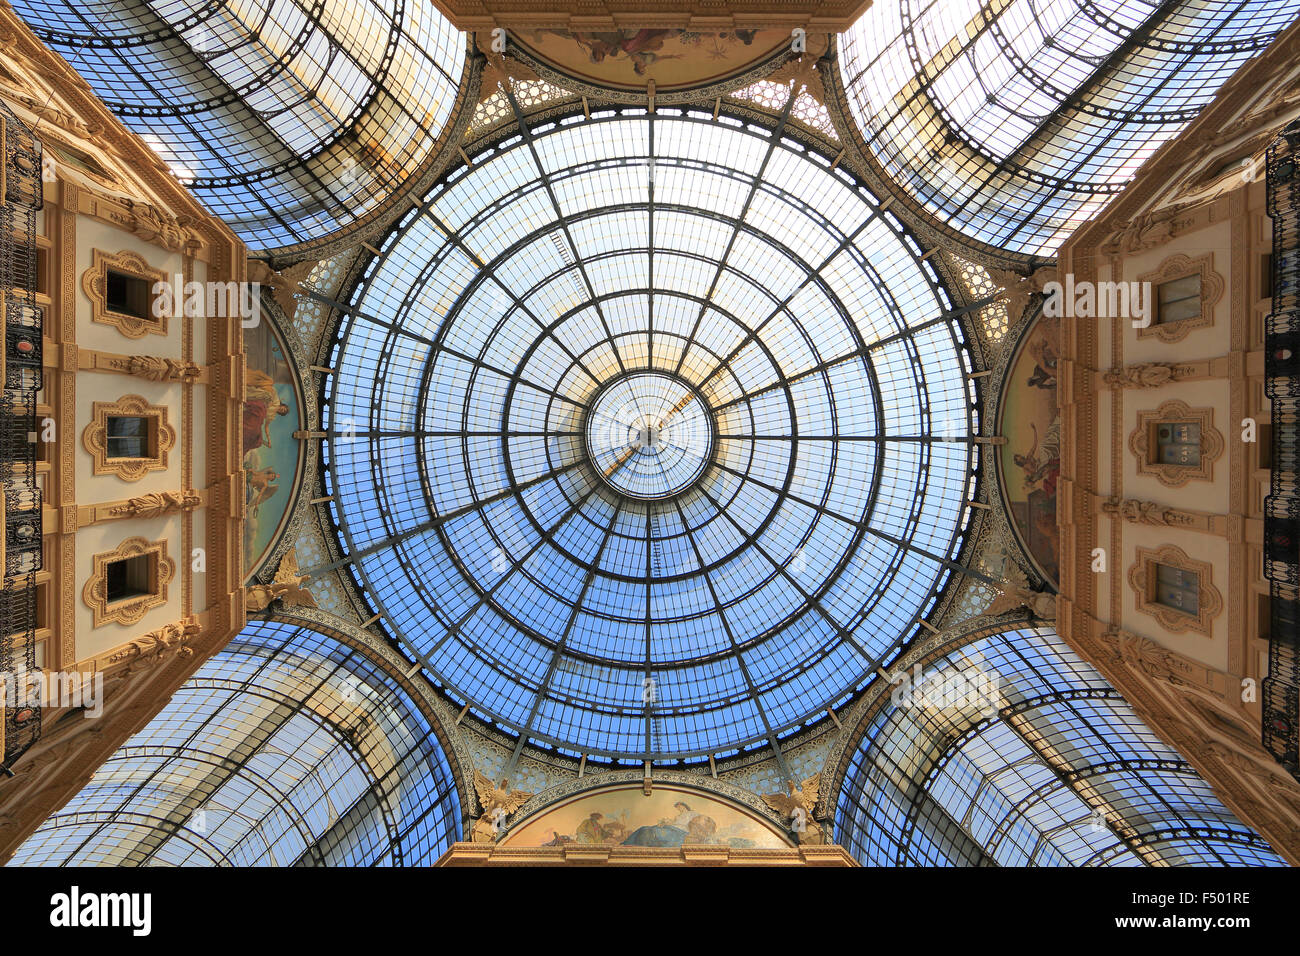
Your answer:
[325,100,978,761]
[12,0,466,252]
[838,0,1300,256]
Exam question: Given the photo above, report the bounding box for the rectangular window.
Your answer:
[1155,421,1201,466]
[105,415,152,459]
[105,554,154,604]
[1157,274,1201,324]
[105,270,152,319]
[1154,564,1199,616]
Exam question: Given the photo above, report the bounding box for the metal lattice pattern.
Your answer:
[12,0,466,252]
[8,620,461,866]
[838,0,1300,256]
[1,102,43,770]
[325,102,978,762]
[1263,119,1300,777]
[834,627,1285,866]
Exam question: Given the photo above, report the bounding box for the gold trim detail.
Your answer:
[1127,544,1223,636]
[1136,252,1223,343]
[82,536,175,628]
[82,394,175,482]
[80,248,166,339]
[1128,399,1223,487]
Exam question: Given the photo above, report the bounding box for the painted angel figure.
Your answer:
[762,774,825,845]
[470,770,533,843]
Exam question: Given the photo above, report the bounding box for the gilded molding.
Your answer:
[82,394,175,482]
[80,248,166,339]
[82,535,176,628]
[1126,544,1223,637]
[1128,399,1224,487]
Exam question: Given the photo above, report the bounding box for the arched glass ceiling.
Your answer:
[838,0,1300,256]
[325,100,979,762]
[834,626,1284,866]
[12,0,466,252]
[8,619,461,866]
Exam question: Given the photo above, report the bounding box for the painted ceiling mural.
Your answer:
[998,311,1060,585]
[501,784,791,849]
[510,29,794,92]
[242,315,305,580]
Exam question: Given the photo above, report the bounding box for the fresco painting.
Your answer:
[999,313,1061,585]
[514,29,791,92]
[500,784,791,849]
[242,318,303,579]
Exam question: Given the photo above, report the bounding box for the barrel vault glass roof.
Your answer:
[324,100,979,763]
[11,0,466,252]
[839,0,1300,256]
[835,626,1285,867]
[10,620,462,866]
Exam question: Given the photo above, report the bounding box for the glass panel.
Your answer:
[11,0,467,251]
[325,109,976,759]
[9,619,463,866]
[834,626,1283,866]
[1156,421,1201,466]
[838,0,1300,255]
[1158,274,1202,324]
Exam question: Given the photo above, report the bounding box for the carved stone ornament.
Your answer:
[1103,363,1177,389]
[107,490,200,520]
[244,548,317,612]
[82,536,175,628]
[1099,211,1179,255]
[1127,544,1223,636]
[80,249,166,339]
[1135,252,1223,344]
[105,618,201,667]
[761,774,826,845]
[127,200,198,254]
[113,355,201,383]
[1101,497,1170,526]
[471,769,533,843]
[82,394,175,482]
[1128,399,1223,487]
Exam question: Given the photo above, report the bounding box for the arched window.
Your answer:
[838,0,1300,255]
[835,626,1283,866]
[12,0,467,252]
[10,619,462,866]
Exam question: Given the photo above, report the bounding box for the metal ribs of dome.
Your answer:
[834,626,1286,867]
[837,0,1300,257]
[12,0,468,253]
[324,96,979,762]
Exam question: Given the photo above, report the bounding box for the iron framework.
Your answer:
[1,101,42,772]
[834,626,1285,866]
[322,100,983,764]
[1263,119,1300,779]
[11,0,467,254]
[8,618,462,866]
[837,0,1300,256]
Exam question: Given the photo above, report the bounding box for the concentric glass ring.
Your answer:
[584,372,715,500]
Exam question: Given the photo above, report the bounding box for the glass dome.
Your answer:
[11,0,467,252]
[324,102,978,761]
[838,0,1300,256]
